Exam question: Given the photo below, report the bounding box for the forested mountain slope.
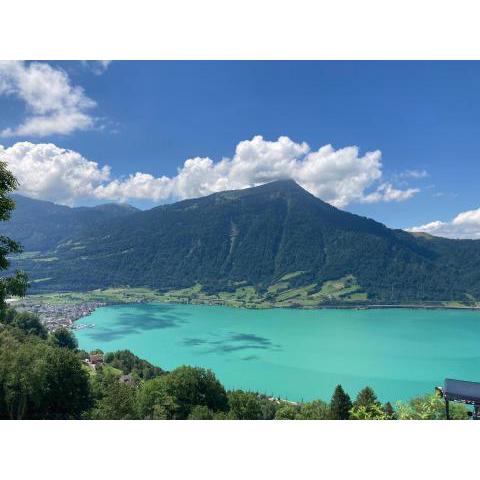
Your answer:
[4,181,480,304]
[3,194,138,251]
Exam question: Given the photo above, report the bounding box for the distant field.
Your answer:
[17,273,479,310]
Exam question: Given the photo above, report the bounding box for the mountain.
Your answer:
[3,180,480,304]
[3,194,139,251]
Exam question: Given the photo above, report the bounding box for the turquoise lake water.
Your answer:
[74,304,480,402]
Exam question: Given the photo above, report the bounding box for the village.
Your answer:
[11,299,105,331]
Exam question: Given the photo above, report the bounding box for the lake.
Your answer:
[74,303,480,402]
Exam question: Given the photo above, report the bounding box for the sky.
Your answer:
[0,60,479,238]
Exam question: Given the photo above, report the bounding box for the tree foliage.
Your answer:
[104,350,163,380]
[1,308,47,339]
[330,384,352,419]
[0,161,28,308]
[395,394,468,420]
[137,366,228,420]
[0,326,92,419]
[49,327,78,350]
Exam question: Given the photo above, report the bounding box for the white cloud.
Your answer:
[0,61,96,137]
[81,60,112,75]
[398,169,428,179]
[362,182,419,203]
[0,142,110,205]
[408,208,480,239]
[0,136,419,208]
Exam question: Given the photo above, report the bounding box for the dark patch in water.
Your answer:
[182,331,281,354]
[182,337,207,346]
[242,355,259,361]
[85,304,190,342]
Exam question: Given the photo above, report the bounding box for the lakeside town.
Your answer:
[10,298,105,331]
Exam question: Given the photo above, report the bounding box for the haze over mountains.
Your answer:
[3,180,480,304]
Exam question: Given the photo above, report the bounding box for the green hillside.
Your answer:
[4,180,480,305]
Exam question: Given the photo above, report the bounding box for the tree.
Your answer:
[0,328,92,419]
[330,384,352,420]
[162,366,228,419]
[0,161,28,309]
[104,350,163,380]
[89,382,137,420]
[395,394,468,420]
[49,327,78,350]
[136,366,228,420]
[349,403,390,420]
[136,376,174,419]
[188,405,214,420]
[1,309,47,339]
[296,400,330,420]
[274,403,299,420]
[227,390,264,420]
[354,386,380,408]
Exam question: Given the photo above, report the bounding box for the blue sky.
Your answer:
[0,60,479,238]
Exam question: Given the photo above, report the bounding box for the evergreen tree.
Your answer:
[330,384,352,419]
[354,386,380,408]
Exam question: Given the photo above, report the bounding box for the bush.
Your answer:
[349,403,390,420]
[395,394,468,420]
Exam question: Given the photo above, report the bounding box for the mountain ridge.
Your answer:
[3,181,480,304]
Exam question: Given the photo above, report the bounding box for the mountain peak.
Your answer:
[217,179,311,200]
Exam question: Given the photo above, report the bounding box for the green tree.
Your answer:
[162,366,228,419]
[49,327,78,350]
[395,394,468,420]
[188,405,214,420]
[136,376,175,419]
[89,382,137,420]
[330,384,352,419]
[1,309,47,339]
[274,403,299,420]
[0,161,28,309]
[227,390,263,420]
[354,386,380,408]
[296,400,330,420]
[0,328,91,419]
[137,366,228,419]
[104,350,163,380]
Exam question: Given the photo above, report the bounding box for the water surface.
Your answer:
[75,304,480,402]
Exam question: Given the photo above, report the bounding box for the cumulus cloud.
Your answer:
[0,142,110,205]
[408,208,480,239]
[0,61,96,137]
[0,136,419,208]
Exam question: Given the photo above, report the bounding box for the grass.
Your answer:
[20,273,370,309]
[19,272,478,310]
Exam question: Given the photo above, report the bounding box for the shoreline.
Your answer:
[15,291,480,330]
